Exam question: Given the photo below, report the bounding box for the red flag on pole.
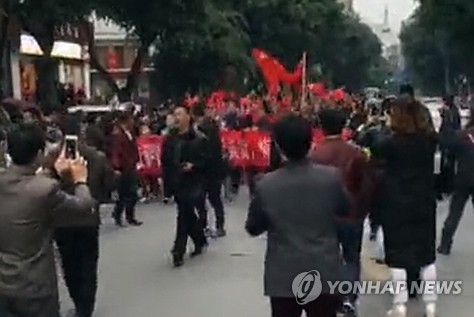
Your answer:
[252,48,286,95]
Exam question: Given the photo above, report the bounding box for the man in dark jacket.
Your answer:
[246,114,348,317]
[54,126,114,317]
[161,106,208,267]
[193,104,227,238]
[438,117,474,255]
[311,108,373,316]
[439,95,462,196]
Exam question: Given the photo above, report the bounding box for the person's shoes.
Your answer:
[128,219,143,227]
[437,244,451,256]
[386,304,407,317]
[172,253,184,267]
[424,303,436,317]
[340,300,358,317]
[213,228,227,238]
[113,214,124,227]
[191,244,207,258]
[204,227,212,237]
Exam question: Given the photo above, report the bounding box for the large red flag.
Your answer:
[281,62,303,87]
[252,48,286,95]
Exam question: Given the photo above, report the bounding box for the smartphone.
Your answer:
[64,135,79,160]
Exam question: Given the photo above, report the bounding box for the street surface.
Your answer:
[59,193,474,317]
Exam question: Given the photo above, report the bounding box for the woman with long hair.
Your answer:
[372,98,438,317]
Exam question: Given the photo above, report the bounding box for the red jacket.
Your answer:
[110,127,139,173]
[310,137,373,222]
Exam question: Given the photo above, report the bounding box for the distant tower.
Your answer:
[382,4,391,33]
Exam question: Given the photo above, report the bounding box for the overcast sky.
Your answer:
[354,0,418,33]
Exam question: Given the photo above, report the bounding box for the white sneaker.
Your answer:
[425,303,437,317]
[386,304,407,317]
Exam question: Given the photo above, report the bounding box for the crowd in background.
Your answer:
[0,83,473,317]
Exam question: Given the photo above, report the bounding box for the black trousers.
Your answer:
[173,190,207,257]
[441,185,474,247]
[270,296,340,317]
[55,227,99,317]
[197,178,225,230]
[230,167,241,195]
[114,171,139,222]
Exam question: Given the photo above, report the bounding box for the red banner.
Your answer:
[244,130,271,169]
[221,130,248,168]
[136,135,164,177]
[135,128,354,174]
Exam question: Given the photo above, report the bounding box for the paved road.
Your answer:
[59,193,474,317]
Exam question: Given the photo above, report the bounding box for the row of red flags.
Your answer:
[183,48,348,112]
[136,129,353,177]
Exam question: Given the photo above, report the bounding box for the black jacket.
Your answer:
[441,126,474,187]
[196,118,225,180]
[161,128,209,196]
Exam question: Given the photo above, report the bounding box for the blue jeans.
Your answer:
[336,220,364,303]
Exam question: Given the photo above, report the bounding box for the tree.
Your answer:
[152,0,251,99]
[400,3,474,95]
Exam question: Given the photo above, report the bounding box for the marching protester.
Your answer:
[438,95,462,196]
[371,98,438,317]
[311,107,373,316]
[193,103,227,238]
[0,123,95,317]
[110,112,143,227]
[246,114,349,317]
[438,109,474,255]
[356,108,391,242]
[161,105,208,267]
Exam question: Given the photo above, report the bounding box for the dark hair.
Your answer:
[390,98,434,135]
[116,112,132,124]
[443,95,455,107]
[318,108,346,136]
[7,123,45,165]
[274,114,312,161]
[174,105,190,114]
[399,84,414,97]
[192,103,206,118]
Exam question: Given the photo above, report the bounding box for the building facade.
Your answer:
[90,18,154,103]
[18,23,91,102]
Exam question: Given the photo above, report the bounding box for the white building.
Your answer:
[364,5,401,68]
[90,17,154,102]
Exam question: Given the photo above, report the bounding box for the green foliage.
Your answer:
[153,0,384,98]
[401,0,474,95]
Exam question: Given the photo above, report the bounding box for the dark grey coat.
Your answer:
[0,165,94,300]
[246,160,349,297]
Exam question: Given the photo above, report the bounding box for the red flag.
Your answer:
[308,83,326,97]
[207,90,226,111]
[281,62,303,86]
[332,88,346,102]
[252,48,286,95]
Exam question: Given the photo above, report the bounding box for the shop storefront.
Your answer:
[18,23,90,102]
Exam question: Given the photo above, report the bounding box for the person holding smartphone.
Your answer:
[0,123,94,317]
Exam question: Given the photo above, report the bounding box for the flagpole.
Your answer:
[300,52,307,109]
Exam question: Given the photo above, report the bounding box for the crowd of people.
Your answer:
[0,83,472,317]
